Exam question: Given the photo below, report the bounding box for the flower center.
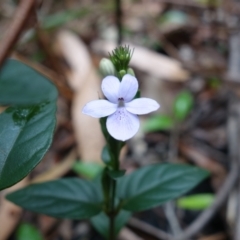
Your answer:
[118,97,125,107]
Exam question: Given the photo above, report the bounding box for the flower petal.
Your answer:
[82,100,117,118]
[101,76,120,103]
[107,107,139,141]
[125,98,160,115]
[118,74,138,102]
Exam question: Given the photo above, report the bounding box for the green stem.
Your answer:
[107,141,122,239]
[109,179,116,240]
[101,125,123,239]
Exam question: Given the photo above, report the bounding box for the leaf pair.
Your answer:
[0,60,58,190]
[7,163,208,238]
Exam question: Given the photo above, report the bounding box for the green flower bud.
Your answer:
[99,58,115,76]
[109,45,133,72]
[127,68,135,76]
[119,70,126,78]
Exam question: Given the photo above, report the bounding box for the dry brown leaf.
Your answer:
[39,215,60,237]
[179,141,226,188]
[0,178,28,240]
[56,31,105,163]
[91,40,189,82]
[31,149,77,184]
[119,227,144,240]
[0,107,7,114]
[197,233,227,240]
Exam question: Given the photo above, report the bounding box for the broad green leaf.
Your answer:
[72,161,103,180]
[143,114,174,132]
[173,91,194,121]
[177,193,214,210]
[7,178,103,219]
[117,164,209,212]
[16,223,43,240]
[91,210,131,239]
[0,103,56,190]
[0,59,57,105]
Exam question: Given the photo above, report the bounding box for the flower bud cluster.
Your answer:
[109,45,133,75]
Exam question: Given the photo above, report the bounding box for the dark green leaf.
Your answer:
[134,89,141,99]
[173,91,194,121]
[72,161,103,180]
[108,169,126,179]
[143,114,174,132]
[177,193,214,210]
[0,59,57,105]
[91,210,131,239]
[16,223,43,240]
[117,164,209,212]
[0,103,56,190]
[7,178,103,219]
[101,145,111,165]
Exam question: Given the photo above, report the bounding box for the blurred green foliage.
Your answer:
[177,193,214,210]
[16,223,43,240]
[72,161,103,180]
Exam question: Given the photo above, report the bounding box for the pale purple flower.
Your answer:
[82,74,160,141]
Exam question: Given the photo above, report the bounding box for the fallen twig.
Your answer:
[228,97,240,240]
[173,94,239,240]
[0,0,36,67]
[173,159,238,240]
[164,201,182,236]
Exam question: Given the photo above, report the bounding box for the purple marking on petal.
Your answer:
[82,100,117,118]
[101,76,120,103]
[118,74,138,102]
[125,98,160,115]
[106,107,140,141]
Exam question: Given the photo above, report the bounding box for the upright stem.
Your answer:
[107,141,122,240]
[109,179,116,240]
